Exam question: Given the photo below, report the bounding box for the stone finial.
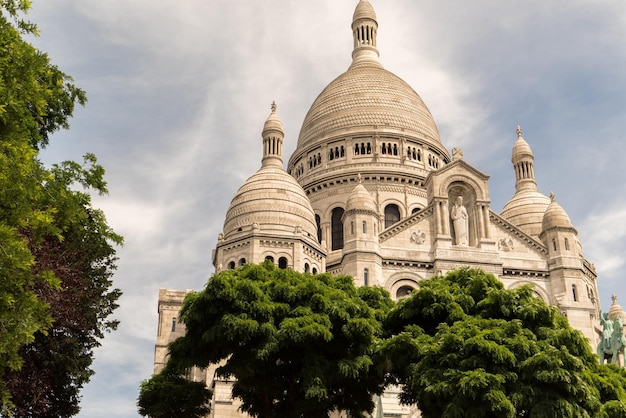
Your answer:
[516,125,523,138]
[549,191,556,202]
[452,147,464,161]
[357,173,362,183]
[271,100,277,113]
[613,294,618,304]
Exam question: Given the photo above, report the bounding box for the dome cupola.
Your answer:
[346,175,377,213]
[351,0,379,65]
[261,101,284,168]
[501,126,550,239]
[542,192,575,232]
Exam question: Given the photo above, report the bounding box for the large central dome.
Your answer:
[297,61,441,149]
[295,0,444,156]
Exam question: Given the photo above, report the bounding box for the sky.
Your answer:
[21,0,626,416]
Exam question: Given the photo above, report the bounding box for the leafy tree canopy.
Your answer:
[381,267,626,418]
[165,262,394,418]
[0,1,121,415]
[138,363,211,418]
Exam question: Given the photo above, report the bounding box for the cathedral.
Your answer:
[153,1,605,416]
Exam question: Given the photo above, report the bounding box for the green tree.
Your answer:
[381,267,625,418]
[138,363,211,418]
[163,262,393,418]
[0,2,121,415]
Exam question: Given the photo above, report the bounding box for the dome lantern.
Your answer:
[512,125,537,193]
[351,0,380,65]
[262,101,284,168]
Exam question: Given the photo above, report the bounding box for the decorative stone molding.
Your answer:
[498,237,514,251]
[490,211,548,255]
[380,204,434,242]
[410,230,426,245]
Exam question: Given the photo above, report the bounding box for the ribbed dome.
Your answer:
[223,167,318,240]
[501,190,550,238]
[353,0,376,22]
[542,194,574,231]
[346,181,377,213]
[297,62,442,150]
[609,294,626,321]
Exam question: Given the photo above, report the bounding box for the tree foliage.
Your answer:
[165,262,394,418]
[0,2,121,416]
[138,363,211,418]
[381,267,626,418]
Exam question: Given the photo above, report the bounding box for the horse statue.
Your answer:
[598,314,626,365]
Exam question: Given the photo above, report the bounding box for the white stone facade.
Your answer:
[153,1,601,417]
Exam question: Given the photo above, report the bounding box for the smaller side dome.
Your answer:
[346,177,377,213]
[542,193,574,231]
[609,294,626,322]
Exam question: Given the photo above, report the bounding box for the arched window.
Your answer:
[396,286,414,299]
[312,267,318,274]
[278,257,288,269]
[393,144,398,155]
[362,221,367,233]
[552,238,557,252]
[351,221,355,235]
[412,208,420,214]
[171,318,177,332]
[564,237,570,251]
[355,144,360,155]
[239,258,246,266]
[265,255,274,264]
[304,263,310,273]
[228,261,236,269]
[331,207,345,250]
[364,268,369,286]
[384,204,401,228]
[315,214,322,243]
[572,285,578,302]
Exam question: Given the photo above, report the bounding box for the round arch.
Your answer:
[506,280,551,304]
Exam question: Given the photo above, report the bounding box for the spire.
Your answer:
[511,125,538,193]
[351,0,380,65]
[261,101,284,168]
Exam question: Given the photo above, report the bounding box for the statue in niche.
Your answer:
[450,196,468,246]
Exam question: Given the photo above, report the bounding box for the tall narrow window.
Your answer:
[315,214,322,243]
[171,318,177,332]
[384,204,401,228]
[552,238,557,251]
[304,263,310,273]
[572,285,578,302]
[350,221,354,235]
[564,238,570,251]
[228,261,236,269]
[362,221,367,233]
[364,268,369,286]
[331,207,345,250]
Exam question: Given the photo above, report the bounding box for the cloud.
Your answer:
[21,1,626,417]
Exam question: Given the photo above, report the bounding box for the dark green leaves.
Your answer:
[166,262,392,418]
